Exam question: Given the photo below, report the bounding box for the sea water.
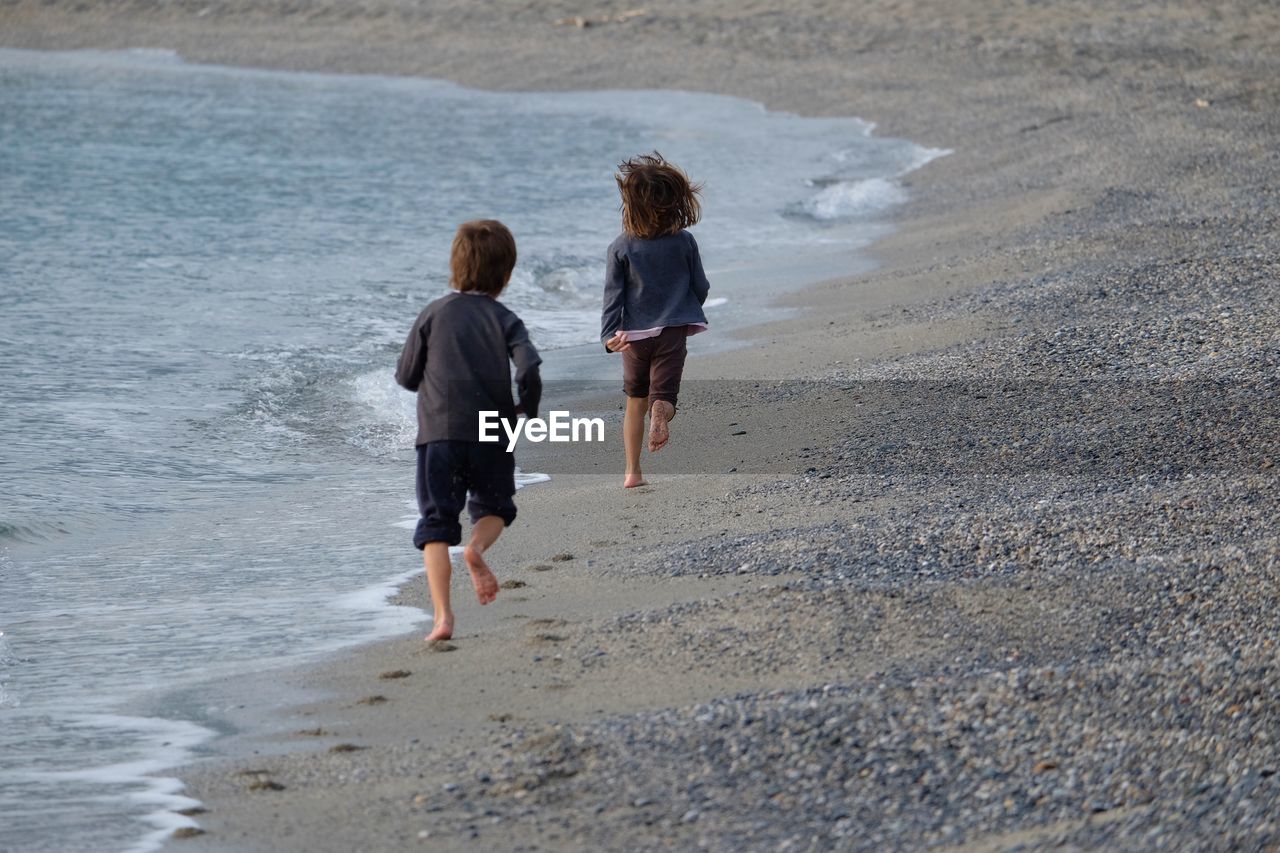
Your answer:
[0,48,944,851]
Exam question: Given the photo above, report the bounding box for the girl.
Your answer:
[601,153,710,488]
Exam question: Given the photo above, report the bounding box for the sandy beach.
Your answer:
[4,0,1278,849]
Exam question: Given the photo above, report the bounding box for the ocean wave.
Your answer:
[900,145,953,176]
[505,259,603,349]
[0,519,70,545]
[346,369,418,456]
[24,713,212,853]
[794,142,951,222]
[796,177,908,221]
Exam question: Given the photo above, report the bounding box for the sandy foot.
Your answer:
[425,617,453,642]
[624,473,648,488]
[648,400,674,452]
[464,545,499,605]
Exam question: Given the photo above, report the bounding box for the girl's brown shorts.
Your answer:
[621,325,690,406]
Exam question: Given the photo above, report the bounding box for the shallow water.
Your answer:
[0,47,943,851]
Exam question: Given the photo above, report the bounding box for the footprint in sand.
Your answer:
[379,669,411,680]
[329,743,368,753]
[357,695,388,705]
[237,769,273,778]
[528,564,554,572]
[500,579,528,589]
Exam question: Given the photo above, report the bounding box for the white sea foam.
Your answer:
[332,564,429,629]
[517,470,552,488]
[801,177,908,220]
[899,145,953,175]
[799,143,951,221]
[25,714,213,853]
[349,370,418,452]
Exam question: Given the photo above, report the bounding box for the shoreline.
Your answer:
[5,1,1278,849]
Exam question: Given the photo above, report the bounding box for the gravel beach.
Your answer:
[4,1,1277,849]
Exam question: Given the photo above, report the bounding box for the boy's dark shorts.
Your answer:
[414,440,517,549]
[622,325,690,407]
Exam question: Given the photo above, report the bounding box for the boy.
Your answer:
[396,220,541,641]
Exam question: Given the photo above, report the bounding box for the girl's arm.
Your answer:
[688,234,711,305]
[600,248,627,350]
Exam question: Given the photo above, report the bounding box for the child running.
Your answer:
[395,220,542,641]
[601,153,711,488]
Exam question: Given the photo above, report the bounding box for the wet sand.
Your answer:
[5,1,1278,849]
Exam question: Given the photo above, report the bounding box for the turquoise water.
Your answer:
[0,48,943,851]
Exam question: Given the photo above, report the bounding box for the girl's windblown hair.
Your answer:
[616,152,703,239]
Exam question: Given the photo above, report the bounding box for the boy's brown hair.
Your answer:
[450,219,517,295]
[616,152,702,240]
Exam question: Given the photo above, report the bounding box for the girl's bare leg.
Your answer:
[423,543,454,641]
[623,395,649,488]
[462,515,503,605]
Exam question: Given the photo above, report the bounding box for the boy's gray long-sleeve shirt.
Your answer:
[600,230,710,347]
[396,291,542,446]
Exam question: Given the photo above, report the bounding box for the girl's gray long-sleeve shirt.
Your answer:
[600,230,710,347]
[396,291,542,446]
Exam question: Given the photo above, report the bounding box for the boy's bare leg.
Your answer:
[648,399,675,452]
[623,395,649,488]
[423,543,454,641]
[463,515,503,605]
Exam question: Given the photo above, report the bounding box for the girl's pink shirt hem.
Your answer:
[618,322,708,342]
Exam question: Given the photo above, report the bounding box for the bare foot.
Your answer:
[624,472,648,488]
[648,400,675,452]
[425,615,453,642]
[464,545,500,605]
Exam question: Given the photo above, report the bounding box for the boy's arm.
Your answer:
[507,316,543,421]
[688,234,711,306]
[395,310,430,391]
[517,365,542,423]
[600,247,627,351]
